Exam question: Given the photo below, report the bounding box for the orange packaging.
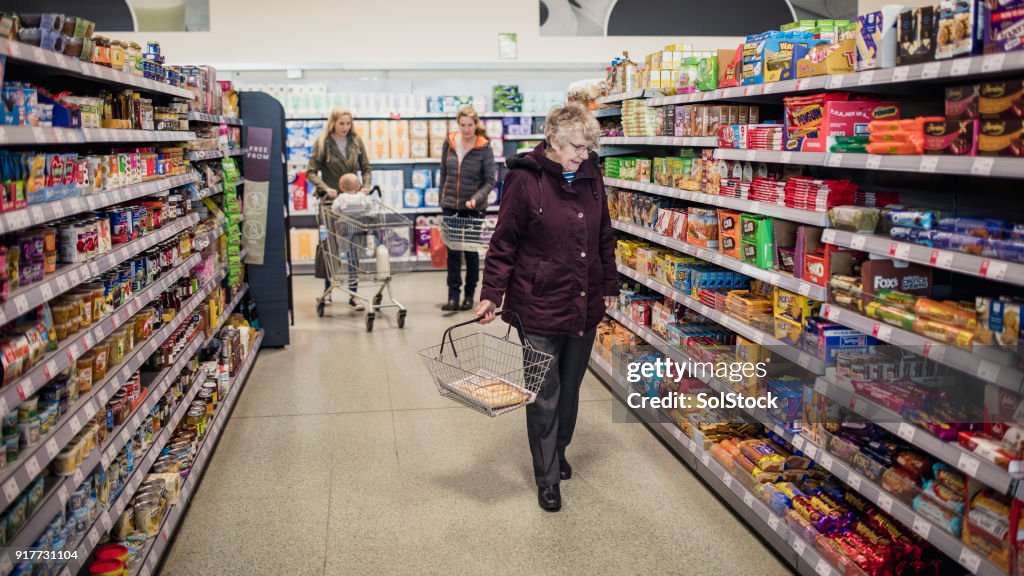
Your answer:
[718,209,742,259]
[866,141,923,155]
[912,318,975,350]
[913,298,978,330]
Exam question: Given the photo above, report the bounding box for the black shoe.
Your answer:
[559,459,572,481]
[460,298,474,311]
[441,300,460,312]
[538,484,561,512]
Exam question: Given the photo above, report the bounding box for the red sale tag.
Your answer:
[872,324,881,337]
[980,260,991,276]
[923,341,932,357]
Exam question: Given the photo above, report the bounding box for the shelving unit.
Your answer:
[820,303,1024,393]
[589,341,844,576]
[132,332,263,576]
[187,112,244,126]
[605,178,831,226]
[713,149,1024,180]
[285,112,543,121]
[714,149,826,166]
[594,107,622,118]
[595,89,662,105]
[503,134,544,141]
[0,127,195,146]
[0,173,199,236]
[188,149,244,162]
[615,264,826,373]
[596,310,1004,576]
[0,40,195,100]
[0,44,258,576]
[599,136,718,147]
[822,229,1024,287]
[610,219,826,300]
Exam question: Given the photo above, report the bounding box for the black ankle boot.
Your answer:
[538,484,561,512]
[559,459,572,481]
[460,298,474,311]
[441,300,459,312]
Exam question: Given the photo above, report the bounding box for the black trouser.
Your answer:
[442,208,480,302]
[524,329,597,488]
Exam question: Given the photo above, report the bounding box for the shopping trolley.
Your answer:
[439,213,496,253]
[419,311,554,417]
[316,186,414,332]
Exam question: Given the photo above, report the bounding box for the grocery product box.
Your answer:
[804,320,880,363]
[423,188,439,208]
[979,80,1024,118]
[429,120,449,139]
[686,208,718,249]
[857,7,903,70]
[403,188,424,209]
[923,119,979,155]
[391,139,410,159]
[389,120,409,141]
[718,47,742,88]
[718,210,742,259]
[785,100,901,153]
[985,5,1024,54]
[796,38,856,77]
[935,0,986,59]
[410,139,429,159]
[897,6,938,64]
[979,118,1024,156]
[429,138,445,159]
[804,387,842,446]
[369,120,390,141]
[773,287,821,325]
[410,169,432,189]
[367,139,389,160]
[409,120,429,140]
[766,376,807,433]
[946,84,980,119]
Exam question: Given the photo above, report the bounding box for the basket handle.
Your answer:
[439,310,530,359]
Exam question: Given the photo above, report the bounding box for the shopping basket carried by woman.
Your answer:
[419,311,554,417]
[439,213,495,254]
[316,185,413,332]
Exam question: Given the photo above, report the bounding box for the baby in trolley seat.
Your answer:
[331,173,374,215]
[330,173,373,296]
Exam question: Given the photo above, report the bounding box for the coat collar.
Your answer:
[520,141,600,181]
[447,132,490,149]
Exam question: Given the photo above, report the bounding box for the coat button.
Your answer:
[578,213,584,218]
[580,252,586,258]
[580,291,586,297]
[578,331,584,337]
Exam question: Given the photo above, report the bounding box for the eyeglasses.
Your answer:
[567,142,596,156]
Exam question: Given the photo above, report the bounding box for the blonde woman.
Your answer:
[306,107,372,307]
[476,103,616,512]
[438,106,496,312]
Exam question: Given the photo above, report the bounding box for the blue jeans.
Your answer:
[442,208,480,302]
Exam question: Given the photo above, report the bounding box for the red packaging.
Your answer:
[785,98,901,152]
[924,119,979,155]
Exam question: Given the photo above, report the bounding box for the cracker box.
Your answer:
[859,259,933,307]
[897,6,938,65]
[804,387,842,446]
[774,315,804,346]
[402,188,423,209]
[773,286,821,325]
[857,6,903,70]
[979,117,1024,156]
[410,169,432,189]
[924,119,979,155]
[935,0,987,59]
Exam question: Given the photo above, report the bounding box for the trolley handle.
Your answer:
[369,185,382,197]
[439,310,530,359]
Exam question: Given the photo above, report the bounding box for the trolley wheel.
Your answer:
[373,294,383,306]
[365,313,375,332]
[316,301,325,317]
[398,311,406,329]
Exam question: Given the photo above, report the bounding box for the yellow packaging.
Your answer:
[796,38,856,78]
[773,286,822,325]
[388,120,409,141]
[352,120,370,138]
[367,140,389,160]
[774,316,803,346]
[369,121,390,141]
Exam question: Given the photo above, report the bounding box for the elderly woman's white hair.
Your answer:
[544,103,601,151]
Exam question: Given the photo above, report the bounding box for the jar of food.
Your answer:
[91,342,109,381]
[53,449,77,475]
[76,354,94,393]
[185,407,207,438]
[200,381,218,405]
[112,506,135,541]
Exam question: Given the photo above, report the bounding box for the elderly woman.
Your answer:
[476,103,618,512]
[306,107,372,308]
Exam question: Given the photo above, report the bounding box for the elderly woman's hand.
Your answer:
[325,188,339,200]
[604,296,616,309]
[475,300,497,324]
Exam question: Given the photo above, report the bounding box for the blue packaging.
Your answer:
[410,169,432,189]
[402,188,424,209]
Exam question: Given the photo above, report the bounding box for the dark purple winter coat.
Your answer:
[480,142,619,337]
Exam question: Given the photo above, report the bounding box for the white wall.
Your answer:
[113,0,936,72]
[858,0,934,13]
[113,0,740,70]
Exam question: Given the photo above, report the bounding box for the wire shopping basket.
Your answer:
[439,214,495,253]
[418,311,554,417]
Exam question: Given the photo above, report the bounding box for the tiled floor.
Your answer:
[159,274,793,576]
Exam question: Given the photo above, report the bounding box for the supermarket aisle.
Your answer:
[159,274,792,576]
